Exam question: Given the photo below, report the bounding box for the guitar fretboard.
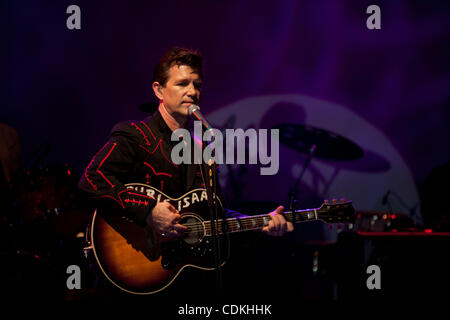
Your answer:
[200,209,323,236]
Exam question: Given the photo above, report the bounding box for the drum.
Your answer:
[12,164,77,224]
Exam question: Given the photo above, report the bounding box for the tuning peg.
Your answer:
[332,199,338,204]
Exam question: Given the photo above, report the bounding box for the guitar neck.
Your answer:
[204,208,323,236]
[121,184,354,237]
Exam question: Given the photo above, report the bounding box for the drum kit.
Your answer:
[272,123,416,232]
[0,163,92,299]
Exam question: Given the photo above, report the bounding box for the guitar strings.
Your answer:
[181,219,267,234]
[180,212,315,229]
[179,212,330,234]
[180,216,286,234]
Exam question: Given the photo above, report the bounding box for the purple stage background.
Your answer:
[2,0,450,223]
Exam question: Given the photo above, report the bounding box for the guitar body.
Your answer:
[87,184,228,295]
[86,183,355,295]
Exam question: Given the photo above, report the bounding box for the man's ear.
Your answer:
[152,82,164,100]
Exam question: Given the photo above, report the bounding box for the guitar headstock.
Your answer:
[317,198,356,224]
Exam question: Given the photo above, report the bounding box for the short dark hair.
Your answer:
[153,46,203,87]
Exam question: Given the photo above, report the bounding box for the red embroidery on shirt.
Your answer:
[95,189,140,209]
[143,162,173,178]
[127,192,154,200]
[131,122,151,146]
[124,199,149,206]
[139,140,178,167]
[84,141,112,190]
[96,142,117,188]
[96,195,125,208]
[140,121,156,141]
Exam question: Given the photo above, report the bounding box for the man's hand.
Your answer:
[147,202,187,239]
[262,206,294,237]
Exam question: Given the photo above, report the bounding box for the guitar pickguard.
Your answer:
[161,212,229,270]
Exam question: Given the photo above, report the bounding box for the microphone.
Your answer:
[188,104,213,131]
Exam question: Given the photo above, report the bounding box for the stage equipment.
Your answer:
[273,123,364,160]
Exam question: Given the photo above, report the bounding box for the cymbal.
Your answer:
[272,123,364,160]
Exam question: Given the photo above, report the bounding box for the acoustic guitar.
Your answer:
[84,183,355,295]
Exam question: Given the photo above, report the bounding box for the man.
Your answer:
[78,47,293,295]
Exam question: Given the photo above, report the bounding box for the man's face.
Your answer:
[153,64,202,121]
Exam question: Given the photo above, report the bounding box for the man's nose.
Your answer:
[186,83,198,97]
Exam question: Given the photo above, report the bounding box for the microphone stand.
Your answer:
[288,145,316,255]
[189,104,223,296]
[202,129,223,297]
[289,145,316,224]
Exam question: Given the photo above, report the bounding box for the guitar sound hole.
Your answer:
[180,214,205,245]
